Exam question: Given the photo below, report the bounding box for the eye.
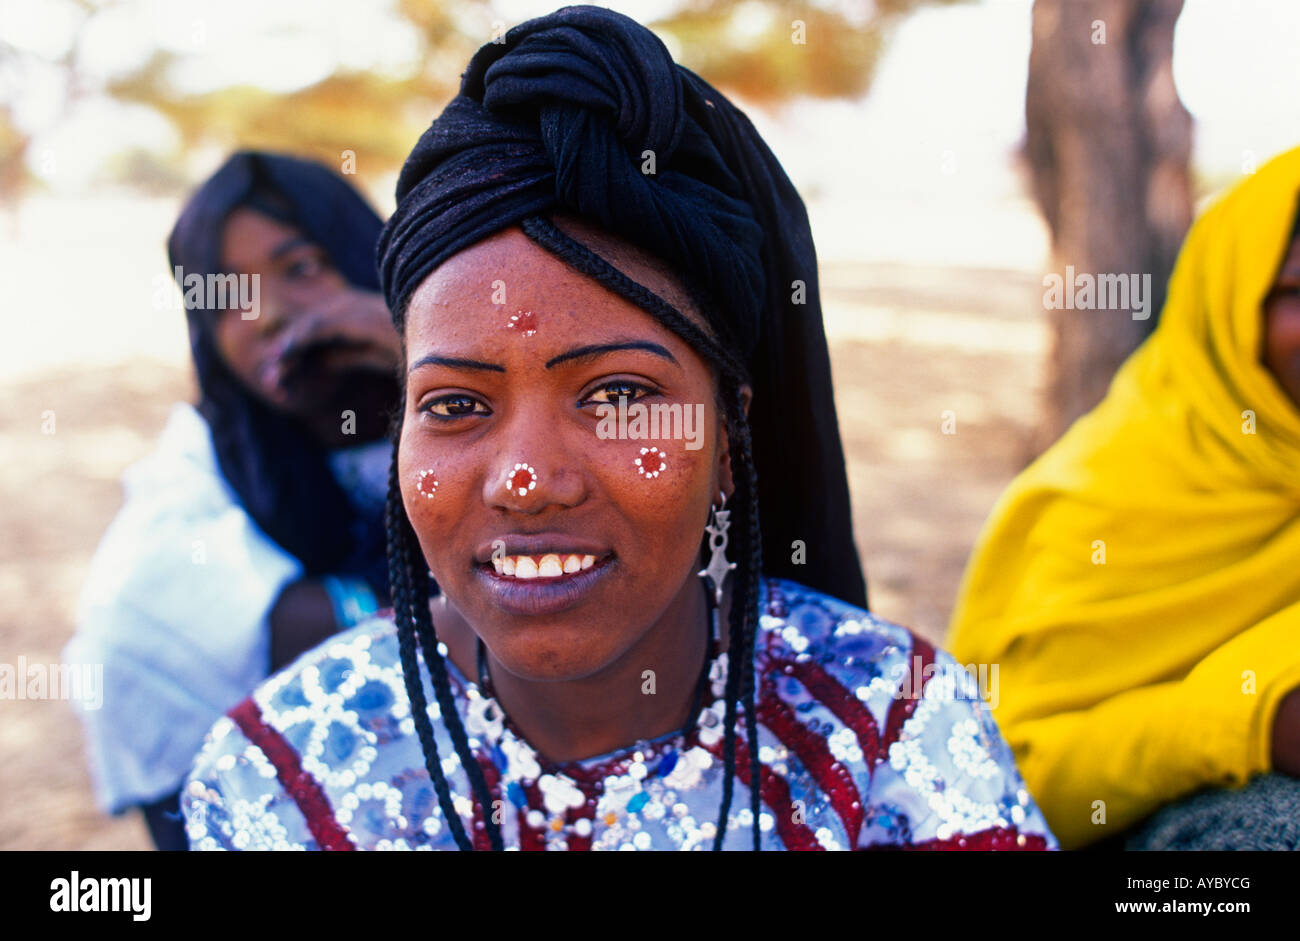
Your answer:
[421,394,490,420]
[583,379,658,406]
[283,250,330,280]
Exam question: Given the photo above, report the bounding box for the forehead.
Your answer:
[221,208,304,264]
[403,220,713,354]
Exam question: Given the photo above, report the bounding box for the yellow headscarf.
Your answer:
[947,146,1300,849]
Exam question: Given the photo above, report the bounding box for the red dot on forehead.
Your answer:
[506,309,538,337]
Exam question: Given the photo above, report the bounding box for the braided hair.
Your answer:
[384,214,767,850]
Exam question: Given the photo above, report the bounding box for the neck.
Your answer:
[433,577,731,764]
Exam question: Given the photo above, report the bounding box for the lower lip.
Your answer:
[474,555,616,617]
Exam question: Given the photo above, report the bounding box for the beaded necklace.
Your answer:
[464,580,727,846]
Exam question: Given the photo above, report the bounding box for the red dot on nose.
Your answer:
[509,468,533,491]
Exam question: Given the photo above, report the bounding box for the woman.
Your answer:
[67,151,400,850]
[182,6,1055,851]
[947,145,1300,850]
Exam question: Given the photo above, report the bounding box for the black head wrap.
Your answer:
[378,5,866,607]
[169,150,391,602]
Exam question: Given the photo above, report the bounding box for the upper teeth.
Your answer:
[493,553,596,578]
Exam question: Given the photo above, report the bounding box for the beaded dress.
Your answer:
[183,577,1058,850]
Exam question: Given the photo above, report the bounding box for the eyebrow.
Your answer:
[269,236,318,261]
[408,354,507,376]
[407,340,679,377]
[544,341,678,369]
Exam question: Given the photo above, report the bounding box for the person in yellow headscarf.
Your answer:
[947,145,1300,850]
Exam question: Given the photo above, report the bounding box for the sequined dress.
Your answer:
[182,577,1058,850]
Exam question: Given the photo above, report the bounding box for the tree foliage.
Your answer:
[6,0,965,192]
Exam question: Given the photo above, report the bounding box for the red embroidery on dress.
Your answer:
[502,774,598,851]
[897,826,1049,851]
[227,697,356,851]
[702,733,823,850]
[565,780,600,852]
[518,780,548,852]
[751,602,950,848]
[788,658,882,767]
[757,662,864,845]
[470,755,503,851]
[879,636,935,762]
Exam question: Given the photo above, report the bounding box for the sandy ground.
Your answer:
[0,253,1046,850]
[1,362,197,849]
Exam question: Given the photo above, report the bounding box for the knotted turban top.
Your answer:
[377,4,867,608]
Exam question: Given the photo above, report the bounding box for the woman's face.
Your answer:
[216,208,352,409]
[1263,231,1300,408]
[398,216,740,683]
[215,207,398,442]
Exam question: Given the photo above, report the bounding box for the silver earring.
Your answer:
[698,491,736,606]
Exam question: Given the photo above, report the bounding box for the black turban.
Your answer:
[378,5,867,609]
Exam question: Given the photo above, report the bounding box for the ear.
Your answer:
[716,383,754,500]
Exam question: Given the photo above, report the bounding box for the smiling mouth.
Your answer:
[474,552,617,617]
[480,552,616,579]
[489,553,597,578]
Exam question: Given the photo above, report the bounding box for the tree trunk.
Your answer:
[1025,0,1193,448]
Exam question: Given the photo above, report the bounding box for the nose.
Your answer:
[254,298,292,339]
[486,457,587,514]
[484,424,587,515]
[243,281,298,339]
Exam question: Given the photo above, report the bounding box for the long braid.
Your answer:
[408,575,505,850]
[731,386,765,850]
[385,431,473,850]
[516,214,765,852]
[710,381,763,850]
[710,426,745,850]
[388,410,505,850]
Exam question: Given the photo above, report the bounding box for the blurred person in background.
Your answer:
[65,151,401,850]
[948,145,1300,850]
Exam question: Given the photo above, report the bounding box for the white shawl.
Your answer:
[65,402,302,813]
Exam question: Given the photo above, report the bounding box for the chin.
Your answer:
[487,622,629,684]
